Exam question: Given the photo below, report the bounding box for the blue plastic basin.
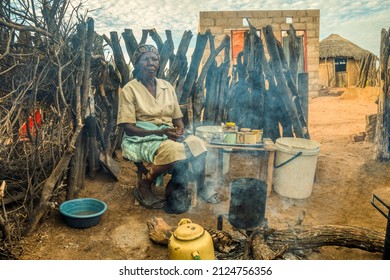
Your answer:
[59,198,107,229]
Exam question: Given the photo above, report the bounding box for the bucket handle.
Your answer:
[274,151,302,169]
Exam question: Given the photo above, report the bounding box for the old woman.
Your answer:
[117,44,220,214]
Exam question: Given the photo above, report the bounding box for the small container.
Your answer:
[236,132,245,144]
[223,122,238,133]
[252,129,263,142]
[224,132,237,144]
[245,132,257,144]
[240,128,251,133]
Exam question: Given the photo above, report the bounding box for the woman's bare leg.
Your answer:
[138,163,172,199]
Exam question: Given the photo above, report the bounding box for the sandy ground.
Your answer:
[18,86,390,260]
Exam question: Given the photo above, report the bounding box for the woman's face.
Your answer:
[137,52,159,77]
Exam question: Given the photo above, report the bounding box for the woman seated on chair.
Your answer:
[117,44,220,214]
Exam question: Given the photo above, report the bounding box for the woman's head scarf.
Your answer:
[132,44,159,64]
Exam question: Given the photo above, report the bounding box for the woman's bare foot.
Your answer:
[135,179,165,209]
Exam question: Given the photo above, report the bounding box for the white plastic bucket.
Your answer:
[273,137,321,199]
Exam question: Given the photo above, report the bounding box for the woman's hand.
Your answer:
[161,128,185,142]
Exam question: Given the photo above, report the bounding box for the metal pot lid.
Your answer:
[173,219,205,241]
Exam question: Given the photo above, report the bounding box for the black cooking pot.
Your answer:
[228,178,267,229]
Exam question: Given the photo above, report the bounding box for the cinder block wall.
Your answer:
[199,10,320,97]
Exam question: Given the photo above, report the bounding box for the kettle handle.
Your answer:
[178,218,192,226]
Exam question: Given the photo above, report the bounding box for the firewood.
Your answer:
[263,25,306,139]
[275,35,309,139]
[252,231,288,260]
[110,31,130,86]
[207,228,238,254]
[167,30,193,87]
[351,132,366,142]
[0,214,10,241]
[298,73,309,126]
[264,225,384,253]
[365,114,377,142]
[179,31,208,105]
[0,191,26,206]
[245,21,280,140]
[139,29,149,45]
[287,25,301,84]
[156,32,174,79]
[67,19,95,200]
[147,217,174,245]
[194,32,230,125]
[0,180,10,241]
[122,29,139,64]
[246,21,265,130]
[0,181,5,199]
[0,18,54,39]
[149,28,164,51]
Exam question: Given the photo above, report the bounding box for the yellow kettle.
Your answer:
[168,218,215,260]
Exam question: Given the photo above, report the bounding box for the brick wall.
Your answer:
[199,10,320,97]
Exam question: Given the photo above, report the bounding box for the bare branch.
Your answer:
[0,18,55,40]
[0,28,14,59]
[0,63,19,76]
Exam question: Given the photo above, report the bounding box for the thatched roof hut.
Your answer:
[320,34,372,60]
[319,34,377,88]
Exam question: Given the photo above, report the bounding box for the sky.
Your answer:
[81,0,389,58]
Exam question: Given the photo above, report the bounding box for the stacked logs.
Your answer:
[226,23,309,140]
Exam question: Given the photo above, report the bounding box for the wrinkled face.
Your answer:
[137,51,159,77]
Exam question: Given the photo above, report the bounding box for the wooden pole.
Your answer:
[110,31,130,87]
[167,30,193,87]
[262,25,306,138]
[156,30,174,79]
[149,28,164,51]
[179,31,208,104]
[275,39,310,139]
[122,29,139,64]
[298,72,309,126]
[375,27,390,161]
[287,25,301,85]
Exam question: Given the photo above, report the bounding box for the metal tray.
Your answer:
[209,141,264,148]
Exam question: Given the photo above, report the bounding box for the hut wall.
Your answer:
[347,59,359,86]
[319,58,335,87]
[199,10,320,97]
[319,58,360,87]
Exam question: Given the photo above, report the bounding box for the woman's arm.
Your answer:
[119,123,167,137]
[120,122,184,142]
